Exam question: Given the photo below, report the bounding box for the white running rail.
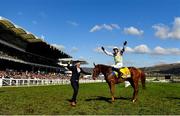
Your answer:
[0,78,105,87]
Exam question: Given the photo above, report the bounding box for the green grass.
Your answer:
[0,82,179,115]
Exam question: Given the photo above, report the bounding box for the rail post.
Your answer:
[0,78,2,87]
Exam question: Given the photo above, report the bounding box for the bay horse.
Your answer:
[92,64,146,102]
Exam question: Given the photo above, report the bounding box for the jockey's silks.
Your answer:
[114,55,123,65]
[113,67,131,78]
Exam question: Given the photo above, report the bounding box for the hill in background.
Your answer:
[141,63,180,75]
[83,63,180,75]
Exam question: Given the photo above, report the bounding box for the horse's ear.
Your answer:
[93,62,96,66]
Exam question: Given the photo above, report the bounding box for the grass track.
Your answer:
[0,82,179,115]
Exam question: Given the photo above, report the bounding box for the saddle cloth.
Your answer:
[113,67,131,78]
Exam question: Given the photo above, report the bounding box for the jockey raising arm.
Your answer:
[101,41,127,68]
[101,41,131,88]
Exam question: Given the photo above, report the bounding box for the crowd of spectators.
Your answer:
[0,50,72,80]
[0,70,68,79]
[0,51,18,60]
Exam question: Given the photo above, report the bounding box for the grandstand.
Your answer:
[0,17,75,86]
[0,17,103,87]
[0,17,71,73]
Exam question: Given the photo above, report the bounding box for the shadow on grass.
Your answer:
[166,97,180,100]
[85,96,131,103]
[66,99,72,102]
[0,91,5,93]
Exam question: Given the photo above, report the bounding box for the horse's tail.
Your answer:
[140,71,146,89]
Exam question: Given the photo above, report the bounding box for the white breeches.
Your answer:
[111,63,123,68]
[112,62,130,87]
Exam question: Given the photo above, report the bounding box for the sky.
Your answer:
[0,0,180,67]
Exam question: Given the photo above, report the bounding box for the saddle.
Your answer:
[113,67,131,78]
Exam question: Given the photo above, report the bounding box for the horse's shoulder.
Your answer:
[128,67,143,73]
[127,67,141,72]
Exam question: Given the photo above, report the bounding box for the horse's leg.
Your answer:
[110,81,115,102]
[107,82,114,102]
[128,76,139,102]
[128,78,136,101]
[107,82,112,98]
[108,74,116,102]
[132,79,139,103]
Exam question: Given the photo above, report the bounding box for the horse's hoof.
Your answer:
[132,99,136,103]
[111,100,115,103]
[111,100,115,102]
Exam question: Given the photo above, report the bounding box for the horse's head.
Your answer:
[92,63,101,80]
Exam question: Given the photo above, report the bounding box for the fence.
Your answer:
[1,75,179,87]
[0,78,106,87]
[146,74,180,83]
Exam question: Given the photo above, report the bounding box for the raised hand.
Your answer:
[124,41,127,46]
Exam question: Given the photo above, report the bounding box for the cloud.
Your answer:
[70,47,79,53]
[79,56,86,61]
[152,24,170,39]
[67,21,79,26]
[93,45,119,53]
[95,44,180,56]
[169,17,180,39]
[90,25,102,32]
[128,45,180,55]
[106,45,117,49]
[40,35,45,40]
[123,26,144,36]
[134,44,150,54]
[153,46,167,55]
[94,44,150,54]
[111,24,120,29]
[117,45,150,54]
[103,24,113,30]
[152,17,180,39]
[125,47,134,53]
[153,46,180,55]
[94,47,103,53]
[90,24,120,32]
[51,44,65,51]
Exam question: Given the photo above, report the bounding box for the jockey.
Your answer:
[101,41,131,87]
[101,46,124,68]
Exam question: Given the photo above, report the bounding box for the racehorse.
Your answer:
[92,64,146,102]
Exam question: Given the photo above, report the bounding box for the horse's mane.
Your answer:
[96,64,112,68]
[95,64,113,74]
